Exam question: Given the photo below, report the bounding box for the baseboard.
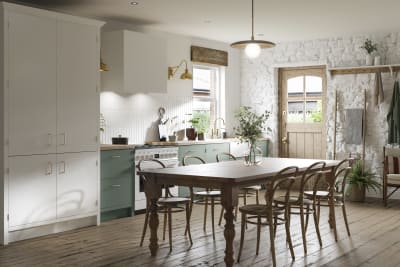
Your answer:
[8,215,97,243]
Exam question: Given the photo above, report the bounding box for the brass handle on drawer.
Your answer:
[111,155,121,158]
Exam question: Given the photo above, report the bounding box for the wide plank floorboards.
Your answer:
[1,195,400,267]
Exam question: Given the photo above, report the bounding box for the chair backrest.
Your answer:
[182,155,206,166]
[216,152,237,162]
[266,166,298,206]
[297,161,326,200]
[334,158,353,194]
[137,159,169,197]
[384,146,400,175]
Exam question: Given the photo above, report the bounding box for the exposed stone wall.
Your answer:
[241,32,400,197]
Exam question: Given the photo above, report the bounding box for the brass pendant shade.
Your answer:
[230,0,275,56]
[168,59,192,80]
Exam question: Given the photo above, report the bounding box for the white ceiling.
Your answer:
[10,0,400,43]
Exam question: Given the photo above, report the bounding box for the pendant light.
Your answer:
[231,0,275,58]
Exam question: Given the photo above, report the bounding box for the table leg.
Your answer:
[265,181,276,267]
[144,174,162,256]
[221,185,238,267]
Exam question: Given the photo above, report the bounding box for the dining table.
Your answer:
[138,157,341,267]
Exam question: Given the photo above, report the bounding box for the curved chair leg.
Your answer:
[185,202,193,246]
[218,207,224,226]
[342,204,351,236]
[168,207,172,252]
[237,213,246,263]
[211,197,216,240]
[185,199,193,236]
[203,196,209,232]
[256,216,261,255]
[285,209,295,260]
[163,207,167,241]
[300,208,307,254]
[256,190,259,204]
[313,204,323,247]
[140,206,150,246]
[305,205,310,232]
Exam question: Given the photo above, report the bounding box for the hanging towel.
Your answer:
[344,109,363,144]
[374,72,384,106]
[387,81,400,144]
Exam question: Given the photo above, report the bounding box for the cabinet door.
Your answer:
[57,21,99,153]
[9,155,57,228]
[206,143,230,163]
[8,12,57,156]
[56,152,98,219]
[178,145,207,165]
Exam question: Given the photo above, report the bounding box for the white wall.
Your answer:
[100,21,241,144]
[241,32,400,197]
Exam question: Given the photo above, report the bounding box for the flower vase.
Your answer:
[366,54,373,66]
[243,143,263,166]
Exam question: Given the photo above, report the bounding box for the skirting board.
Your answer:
[8,215,97,243]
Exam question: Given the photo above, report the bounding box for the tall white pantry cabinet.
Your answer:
[0,3,104,244]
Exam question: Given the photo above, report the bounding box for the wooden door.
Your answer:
[56,21,99,153]
[279,67,326,159]
[8,155,57,228]
[56,152,98,219]
[8,12,57,156]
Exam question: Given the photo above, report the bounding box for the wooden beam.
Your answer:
[329,64,400,76]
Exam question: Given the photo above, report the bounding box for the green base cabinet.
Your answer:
[100,149,134,222]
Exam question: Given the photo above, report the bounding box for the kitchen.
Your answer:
[1,0,400,266]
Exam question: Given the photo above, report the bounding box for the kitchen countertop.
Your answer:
[149,138,269,146]
[100,144,136,151]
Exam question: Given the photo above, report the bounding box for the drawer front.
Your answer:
[256,140,269,157]
[178,144,207,165]
[206,143,230,163]
[101,150,133,179]
[101,176,132,211]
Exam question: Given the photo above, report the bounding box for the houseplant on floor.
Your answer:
[346,160,380,202]
[234,106,270,165]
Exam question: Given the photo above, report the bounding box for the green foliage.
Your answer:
[190,112,210,134]
[310,100,322,122]
[233,106,271,144]
[347,160,380,193]
[360,38,377,54]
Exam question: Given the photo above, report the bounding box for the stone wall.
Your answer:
[241,32,400,197]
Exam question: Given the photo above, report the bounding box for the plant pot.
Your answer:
[197,132,205,141]
[366,54,373,66]
[186,128,197,141]
[374,55,381,66]
[347,185,366,202]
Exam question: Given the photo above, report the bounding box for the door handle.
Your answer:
[282,136,288,144]
[59,161,66,174]
[46,162,53,175]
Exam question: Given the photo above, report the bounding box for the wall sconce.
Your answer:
[168,59,192,80]
[100,58,109,72]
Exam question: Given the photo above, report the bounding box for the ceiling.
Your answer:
[9,0,400,43]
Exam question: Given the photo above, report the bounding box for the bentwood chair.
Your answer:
[304,158,353,241]
[138,159,192,251]
[237,166,298,264]
[216,152,261,225]
[274,161,326,254]
[383,146,400,207]
[183,155,221,240]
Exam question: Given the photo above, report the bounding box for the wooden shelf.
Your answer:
[328,64,400,76]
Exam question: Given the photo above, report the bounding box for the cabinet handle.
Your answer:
[61,133,66,146]
[47,134,52,146]
[59,161,66,174]
[111,184,121,188]
[111,155,121,159]
[46,162,53,175]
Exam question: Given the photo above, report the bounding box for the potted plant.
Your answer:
[186,117,199,141]
[191,112,210,141]
[233,106,271,165]
[360,38,377,66]
[346,160,380,202]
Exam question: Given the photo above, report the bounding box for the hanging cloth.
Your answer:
[387,81,400,144]
[374,72,384,106]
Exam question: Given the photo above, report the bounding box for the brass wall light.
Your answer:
[100,58,108,72]
[168,60,192,80]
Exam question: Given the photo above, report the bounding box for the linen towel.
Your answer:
[374,72,384,105]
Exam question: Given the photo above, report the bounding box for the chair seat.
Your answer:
[158,197,191,205]
[304,190,330,198]
[388,174,400,185]
[239,204,284,216]
[194,190,221,197]
[274,196,313,206]
[242,185,262,191]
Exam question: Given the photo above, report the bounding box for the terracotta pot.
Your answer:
[186,128,197,140]
[347,185,366,202]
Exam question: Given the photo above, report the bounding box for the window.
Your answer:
[192,65,225,133]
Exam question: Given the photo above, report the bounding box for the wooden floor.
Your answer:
[1,196,400,267]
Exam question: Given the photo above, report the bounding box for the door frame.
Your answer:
[278,65,327,158]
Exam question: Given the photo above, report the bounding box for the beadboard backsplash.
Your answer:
[100,91,193,144]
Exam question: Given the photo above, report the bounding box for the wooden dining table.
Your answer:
[138,157,341,267]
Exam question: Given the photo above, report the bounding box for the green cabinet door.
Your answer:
[205,143,230,163]
[178,144,207,165]
[256,139,269,157]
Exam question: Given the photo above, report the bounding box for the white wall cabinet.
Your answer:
[1,2,104,244]
[101,30,167,93]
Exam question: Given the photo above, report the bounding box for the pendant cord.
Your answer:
[251,0,254,40]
